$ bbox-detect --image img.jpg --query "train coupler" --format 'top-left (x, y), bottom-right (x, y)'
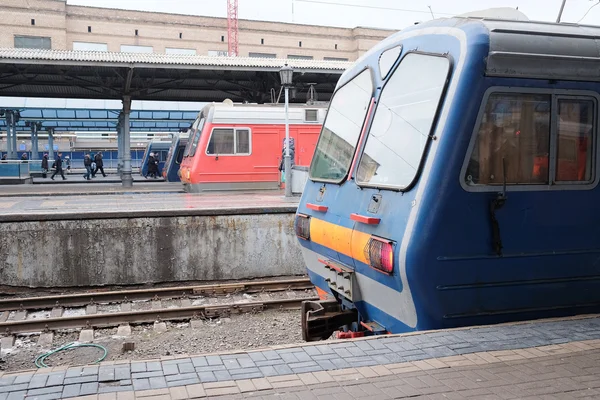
top-left (301, 299), bottom-right (357, 342)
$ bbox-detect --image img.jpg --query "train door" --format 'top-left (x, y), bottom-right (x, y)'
top-left (295, 126), bottom-right (319, 167)
top-left (457, 89), bottom-right (600, 319)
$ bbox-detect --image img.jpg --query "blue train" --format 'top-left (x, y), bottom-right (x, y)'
top-left (139, 139), bottom-right (171, 178)
top-left (162, 133), bottom-right (189, 182)
top-left (296, 11), bottom-right (600, 340)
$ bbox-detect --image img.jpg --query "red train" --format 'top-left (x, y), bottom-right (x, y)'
top-left (179, 102), bottom-right (326, 192)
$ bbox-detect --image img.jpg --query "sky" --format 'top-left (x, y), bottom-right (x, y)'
top-left (65, 0), bottom-right (600, 30)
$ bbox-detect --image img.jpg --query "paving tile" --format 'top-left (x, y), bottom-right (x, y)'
top-left (165, 373), bottom-right (198, 383)
top-left (149, 376), bottom-right (167, 389)
top-left (206, 356), bottom-right (223, 366)
top-left (5, 392), bottom-right (26, 400)
top-left (214, 370), bottom-right (233, 381)
top-left (248, 352), bottom-right (267, 362)
top-left (185, 383), bottom-right (206, 398)
top-left (64, 376), bottom-right (100, 385)
top-left (166, 378), bottom-right (200, 388)
top-left (131, 371), bottom-right (163, 379)
top-left (132, 378), bottom-right (151, 391)
top-left (27, 375), bottom-right (48, 389)
top-left (162, 364), bottom-right (179, 376)
top-left (60, 384), bottom-right (82, 398)
top-left (130, 363), bottom-right (146, 373)
top-left (169, 386), bottom-right (188, 400)
top-left (146, 362), bottom-right (162, 372)
top-left (197, 372), bottom-right (216, 383)
top-left (27, 385), bottom-right (64, 397)
top-left (0, 384), bottom-right (28, 394)
top-left (178, 363), bottom-right (195, 374)
top-left (113, 368), bottom-right (131, 381)
top-left (191, 357), bottom-right (208, 368)
top-left (80, 382), bottom-right (99, 396)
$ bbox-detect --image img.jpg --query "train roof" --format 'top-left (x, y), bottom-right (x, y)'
top-left (197, 102), bottom-right (328, 125)
top-left (340, 10), bottom-right (600, 87)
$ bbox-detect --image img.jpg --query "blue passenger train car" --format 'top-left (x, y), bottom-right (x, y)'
top-left (139, 139), bottom-right (171, 178)
top-left (162, 133), bottom-right (189, 182)
top-left (296, 10), bottom-right (600, 340)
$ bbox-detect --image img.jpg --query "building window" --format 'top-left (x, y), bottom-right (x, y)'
top-left (335, 44), bottom-right (338, 50)
top-left (88, 26), bottom-right (92, 33)
top-left (221, 35), bottom-right (225, 42)
top-left (299, 41), bottom-right (302, 47)
top-left (261, 38), bottom-right (264, 45)
top-left (465, 92), bottom-right (596, 187)
top-left (288, 55), bottom-right (313, 60)
top-left (324, 57), bottom-right (349, 61)
top-left (166, 47), bottom-right (196, 55)
top-left (179, 32), bottom-right (182, 39)
top-left (120, 44), bottom-right (153, 53)
top-left (206, 128), bottom-right (251, 155)
top-left (248, 52), bottom-right (276, 58)
top-left (14, 36), bottom-right (51, 49)
top-left (135, 29), bottom-right (139, 36)
top-left (31, 19), bottom-right (35, 26)
top-left (208, 50), bottom-right (229, 56)
top-left (73, 41), bottom-right (108, 52)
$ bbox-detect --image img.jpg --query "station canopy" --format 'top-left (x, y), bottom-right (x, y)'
top-left (0, 97), bottom-right (205, 132)
top-left (0, 48), bottom-right (349, 104)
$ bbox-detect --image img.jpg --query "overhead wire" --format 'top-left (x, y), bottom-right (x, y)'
top-left (578, 0), bottom-right (600, 23)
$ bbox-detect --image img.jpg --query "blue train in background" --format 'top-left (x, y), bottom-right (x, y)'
top-left (139, 139), bottom-right (172, 178)
top-left (162, 133), bottom-right (189, 182)
top-left (296, 9), bottom-right (600, 340)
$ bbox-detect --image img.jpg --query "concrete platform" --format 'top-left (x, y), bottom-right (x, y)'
top-left (1, 315), bottom-right (600, 399)
top-left (0, 182), bottom-right (183, 198)
top-left (0, 191), bottom-right (302, 287)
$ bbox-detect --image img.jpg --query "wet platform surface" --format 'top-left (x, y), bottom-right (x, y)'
top-left (0, 191), bottom-right (298, 222)
top-left (1, 315), bottom-right (600, 399)
top-left (0, 182), bottom-right (182, 198)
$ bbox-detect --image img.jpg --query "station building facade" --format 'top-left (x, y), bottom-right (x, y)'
top-left (0, 0), bottom-right (394, 61)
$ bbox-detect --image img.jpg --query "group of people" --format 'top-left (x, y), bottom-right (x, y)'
top-left (38, 151), bottom-right (106, 181)
top-left (145, 152), bottom-right (161, 179)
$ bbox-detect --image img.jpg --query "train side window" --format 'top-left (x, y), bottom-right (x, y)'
top-left (356, 53), bottom-right (450, 189)
top-left (206, 128), bottom-right (251, 155)
top-left (556, 99), bottom-right (595, 183)
top-left (235, 129), bottom-right (250, 154)
top-left (188, 117), bottom-right (206, 157)
top-left (465, 93), bottom-right (551, 185)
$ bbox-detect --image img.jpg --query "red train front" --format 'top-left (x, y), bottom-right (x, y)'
top-left (179, 102), bottom-right (326, 192)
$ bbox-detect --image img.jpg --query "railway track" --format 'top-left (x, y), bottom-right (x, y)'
top-left (0, 278), bottom-right (317, 335)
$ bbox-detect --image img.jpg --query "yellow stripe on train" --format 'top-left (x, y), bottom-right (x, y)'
top-left (309, 217), bottom-right (370, 265)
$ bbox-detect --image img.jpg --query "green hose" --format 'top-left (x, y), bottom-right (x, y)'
top-left (35, 342), bottom-right (108, 368)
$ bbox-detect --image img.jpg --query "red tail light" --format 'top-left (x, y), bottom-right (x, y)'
top-left (295, 213), bottom-right (311, 240)
top-left (364, 236), bottom-right (394, 274)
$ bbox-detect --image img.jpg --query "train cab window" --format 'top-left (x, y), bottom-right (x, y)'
top-left (206, 128), bottom-right (251, 155)
top-left (378, 45), bottom-right (402, 79)
top-left (309, 68), bottom-right (373, 182)
top-left (187, 117), bottom-right (206, 157)
top-left (176, 147), bottom-right (185, 164)
top-left (466, 93), bottom-right (551, 185)
top-left (556, 99), bottom-right (594, 182)
top-left (356, 53), bottom-right (450, 188)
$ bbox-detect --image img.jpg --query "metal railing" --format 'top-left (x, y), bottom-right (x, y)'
top-left (0, 160), bottom-right (34, 178)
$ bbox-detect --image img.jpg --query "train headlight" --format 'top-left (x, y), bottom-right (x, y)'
top-left (365, 236), bottom-right (394, 275)
top-left (295, 213), bottom-right (311, 240)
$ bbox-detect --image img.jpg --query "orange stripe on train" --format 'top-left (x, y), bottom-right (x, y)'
top-left (309, 217), bottom-right (370, 265)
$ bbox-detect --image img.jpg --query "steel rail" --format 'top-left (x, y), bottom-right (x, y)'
top-left (0, 296), bottom-right (319, 335)
top-left (0, 278), bottom-right (313, 311)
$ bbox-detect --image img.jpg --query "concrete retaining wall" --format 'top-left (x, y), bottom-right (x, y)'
top-left (0, 213), bottom-right (305, 288)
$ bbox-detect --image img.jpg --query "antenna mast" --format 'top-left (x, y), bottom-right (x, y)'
top-left (227, 0), bottom-right (239, 57)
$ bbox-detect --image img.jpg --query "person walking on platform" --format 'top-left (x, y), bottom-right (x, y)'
top-left (41, 153), bottom-right (49, 178)
top-left (51, 152), bottom-right (67, 181)
top-left (83, 154), bottom-right (92, 181)
top-left (146, 152), bottom-right (158, 178)
top-left (64, 156), bottom-right (71, 174)
top-left (94, 151), bottom-right (107, 177)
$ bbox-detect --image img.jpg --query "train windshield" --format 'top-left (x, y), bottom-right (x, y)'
top-left (188, 117), bottom-right (207, 157)
top-left (182, 116), bottom-right (204, 157)
top-left (309, 68), bottom-right (373, 182)
top-left (356, 53), bottom-right (450, 189)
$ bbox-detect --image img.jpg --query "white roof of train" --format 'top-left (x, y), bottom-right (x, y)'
top-left (208, 102), bottom-right (328, 125)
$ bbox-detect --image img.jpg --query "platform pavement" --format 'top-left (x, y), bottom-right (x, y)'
top-left (1, 316), bottom-right (600, 399)
top-left (0, 190), bottom-right (298, 222)
top-left (0, 182), bottom-right (182, 198)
